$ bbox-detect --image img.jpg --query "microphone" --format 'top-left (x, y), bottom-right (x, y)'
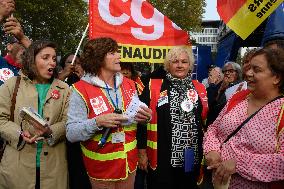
top-left (97, 108), bottom-right (122, 148)
top-left (98, 127), bottom-right (112, 148)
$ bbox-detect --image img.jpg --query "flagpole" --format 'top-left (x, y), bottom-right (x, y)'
top-left (71, 23), bottom-right (89, 65)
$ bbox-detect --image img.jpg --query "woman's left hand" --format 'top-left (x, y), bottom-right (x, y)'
top-left (135, 106), bottom-right (152, 123)
top-left (209, 159), bottom-right (236, 185)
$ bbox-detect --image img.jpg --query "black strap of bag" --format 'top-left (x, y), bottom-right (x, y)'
top-left (10, 76), bottom-right (21, 121)
top-left (0, 77), bottom-right (21, 162)
top-left (223, 95), bottom-right (283, 144)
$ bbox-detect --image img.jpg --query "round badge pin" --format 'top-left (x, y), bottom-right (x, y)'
top-left (187, 89), bottom-right (198, 103)
top-left (181, 100), bottom-right (194, 112)
top-left (51, 89), bottom-right (60, 100)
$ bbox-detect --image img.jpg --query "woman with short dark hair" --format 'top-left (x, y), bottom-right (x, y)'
top-left (80, 37), bottom-right (119, 76)
top-left (66, 37), bottom-right (152, 189)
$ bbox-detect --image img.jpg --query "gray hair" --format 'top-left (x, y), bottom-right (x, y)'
top-left (164, 46), bottom-right (195, 72)
top-left (223, 61), bottom-right (242, 80)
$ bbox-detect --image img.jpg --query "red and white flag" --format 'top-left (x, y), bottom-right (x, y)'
top-left (89, 0), bottom-right (190, 63)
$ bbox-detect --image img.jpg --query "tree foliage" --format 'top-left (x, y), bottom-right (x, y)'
top-left (1, 0), bottom-right (206, 55)
top-left (149, 0), bottom-right (206, 32)
top-left (14, 0), bottom-right (88, 55)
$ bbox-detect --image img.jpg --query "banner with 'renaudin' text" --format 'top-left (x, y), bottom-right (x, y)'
top-left (217, 0), bottom-right (283, 40)
top-left (89, 0), bottom-right (190, 63)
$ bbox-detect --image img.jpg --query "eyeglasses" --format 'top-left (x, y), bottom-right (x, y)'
top-left (223, 69), bottom-right (236, 74)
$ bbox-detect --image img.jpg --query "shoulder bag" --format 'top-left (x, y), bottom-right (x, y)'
top-left (0, 76), bottom-right (21, 162)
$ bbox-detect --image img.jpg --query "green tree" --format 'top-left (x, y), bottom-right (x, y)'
top-left (14, 0), bottom-right (88, 55)
top-left (1, 1), bottom-right (206, 55)
top-left (149, 0), bottom-right (206, 31)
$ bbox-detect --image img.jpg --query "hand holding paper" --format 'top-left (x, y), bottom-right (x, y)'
top-left (123, 95), bottom-right (152, 125)
top-left (135, 106), bottom-right (152, 124)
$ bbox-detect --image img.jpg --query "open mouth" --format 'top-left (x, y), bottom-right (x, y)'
top-left (47, 68), bottom-right (54, 75)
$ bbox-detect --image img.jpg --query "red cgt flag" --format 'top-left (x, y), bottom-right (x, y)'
top-left (89, 0), bottom-right (190, 63)
top-left (217, 0), bottom-right (283, 40)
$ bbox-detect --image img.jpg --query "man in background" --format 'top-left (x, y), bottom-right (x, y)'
top-left (0, 15), bottom-right (31, 85)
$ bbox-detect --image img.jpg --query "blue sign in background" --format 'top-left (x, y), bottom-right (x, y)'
top-left (192, 45), bottom-right (213, 82)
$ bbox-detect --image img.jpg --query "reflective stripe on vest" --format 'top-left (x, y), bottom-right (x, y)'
top-left (81, 139), bottom-right (137, 161)
top-left (147, 123), bottom-right (157, 131)
top-left (147, 140), bottom-right (157, 149)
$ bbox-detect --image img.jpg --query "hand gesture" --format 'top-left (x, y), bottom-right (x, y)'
top-left (219, 76), bottom-right (230, 92)
top-left (205, 150), bottom-right (221, 167)
top-left (208, 159), bottom-right (236, 185)
top-left (58, 63), bottom-right (75, 81)
top-left (135, 106), bottom-right (152, 124)
top-left (3, 16), bottom-right (31, 47)
top-left (74, 63), bottom-right (84, 78)
top-left (138, 149), bottom-right (148, 172)
top-left (95, 113), bottom-right (128, 128)
top-left (20, 130), bottom-right (44, 144)
top-left (4, 16), bottom-right (23, 39)
top-left (208, 68), bottom-right (223, 85)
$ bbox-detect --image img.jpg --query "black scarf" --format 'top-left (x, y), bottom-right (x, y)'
top-left (166, 73), bottom-right (200, 168)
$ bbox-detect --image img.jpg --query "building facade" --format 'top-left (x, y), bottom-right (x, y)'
top-left (190, 20), bottom-right (221, 52)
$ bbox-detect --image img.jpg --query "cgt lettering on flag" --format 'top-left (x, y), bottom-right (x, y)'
top-left (89, 0), bottom-right (190, 63)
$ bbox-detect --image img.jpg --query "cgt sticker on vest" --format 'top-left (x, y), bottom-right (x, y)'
top-left (90, 96), bottom-right (108, 115)
top-left (158, 90), bottom-right (168, 107)
top-left (0, 68), bottom-right (14, 82)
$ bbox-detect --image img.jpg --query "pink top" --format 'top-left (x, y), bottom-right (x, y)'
top-left (203, 97), bottom-right (284, 189)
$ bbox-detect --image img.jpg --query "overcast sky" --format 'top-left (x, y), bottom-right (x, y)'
top-left (203, 0), bottom-right (220, 20)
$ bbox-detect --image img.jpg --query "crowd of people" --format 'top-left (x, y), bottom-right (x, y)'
top-left (0, 0), bottom-right (284, 189)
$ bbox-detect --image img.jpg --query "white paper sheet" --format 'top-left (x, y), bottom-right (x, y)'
top-left (123, 95), bottom-right (147, 125)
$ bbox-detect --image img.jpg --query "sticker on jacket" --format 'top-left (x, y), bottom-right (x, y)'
top-left (90, 96), bottom-right (108, 115)
top-left (187, 89), bottom-right (198, 103)
top-left (158, 90), bottom-right (168, 107)
top-left (0, 68), bottom-right (14, 82)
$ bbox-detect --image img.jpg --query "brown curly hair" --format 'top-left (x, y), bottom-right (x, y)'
top-left (80, 37), bottom-right (118, 76)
